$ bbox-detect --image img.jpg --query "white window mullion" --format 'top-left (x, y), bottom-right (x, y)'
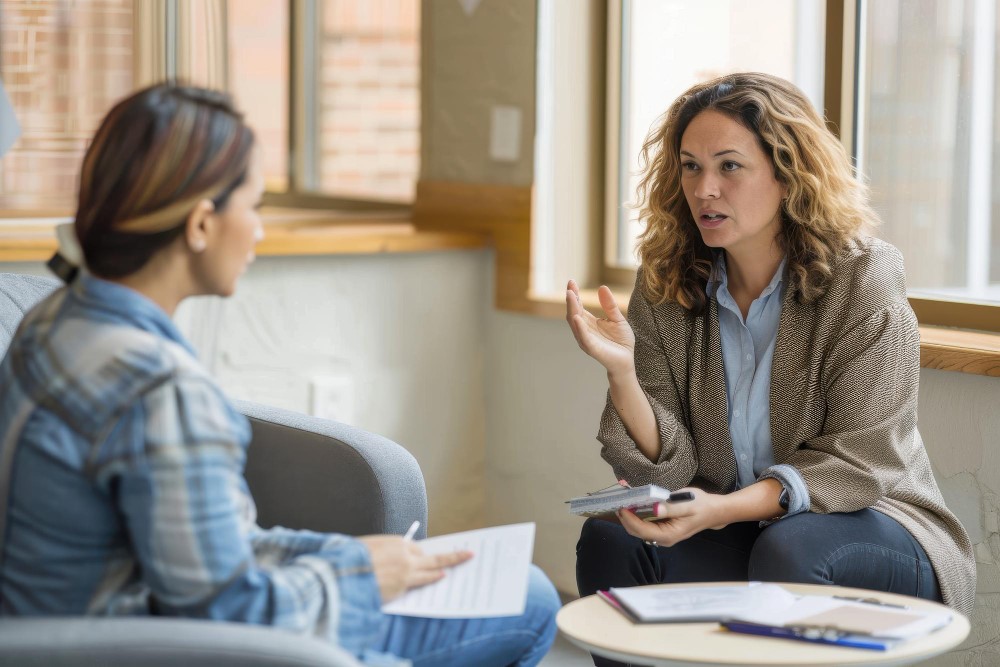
top-left (531, 0), bottom-right (555, 294)
top-left (967, 0), bottom-right (995, 294)
top-left (531, 0), bottom-right (604, 295)
top-left (793, 0), bottom-right (826, 117)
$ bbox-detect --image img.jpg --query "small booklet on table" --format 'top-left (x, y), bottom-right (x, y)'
top-left (566, 483), bottom-right (692, 520)
top-left (598, 583), bottom-right (953, 651)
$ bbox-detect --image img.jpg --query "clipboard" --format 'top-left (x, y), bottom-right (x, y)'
top-left (724, 593), bottom-right (952, 650)
top-left (596, 583), bottom-right (952, 650)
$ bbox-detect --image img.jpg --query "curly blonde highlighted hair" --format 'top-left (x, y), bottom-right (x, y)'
top-left (635, 72), bottom-right (876, 314)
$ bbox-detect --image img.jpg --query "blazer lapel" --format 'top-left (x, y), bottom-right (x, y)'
top-left (691, 298), bottom-right (736, 492)
top-left (770, 286), bottom-right (815, 464)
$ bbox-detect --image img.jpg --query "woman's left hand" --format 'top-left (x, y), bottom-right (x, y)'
top-left (616, 488), bottom-right (730, 547)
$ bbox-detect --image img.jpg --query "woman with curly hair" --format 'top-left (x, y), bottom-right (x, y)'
top-left (566, 73), bottom-right (973, 665)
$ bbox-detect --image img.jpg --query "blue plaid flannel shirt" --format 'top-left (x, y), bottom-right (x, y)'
top-left (0, 275), bottom-right (404, 665)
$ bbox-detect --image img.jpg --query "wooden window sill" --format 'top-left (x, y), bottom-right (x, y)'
top-left (0, 208), bottom-right (489, 262)
top-left (918, 326), bottom-right (1000, 377)
top-left (522, 290), bottom-right (1000, 378)
top-left (409, 180), bottom-right (1000, 379)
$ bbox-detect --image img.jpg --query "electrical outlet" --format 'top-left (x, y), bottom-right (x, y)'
top-left (309, 375), bottom-right (355, 424)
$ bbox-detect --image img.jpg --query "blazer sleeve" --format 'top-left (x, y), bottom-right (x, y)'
top-left (768, 299), bottom-right (921, 513)
top-left (596, 273), bottom-right (700, 489)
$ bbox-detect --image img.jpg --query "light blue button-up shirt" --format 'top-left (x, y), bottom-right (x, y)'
top-left (708, 256), bottom-right (809, 516)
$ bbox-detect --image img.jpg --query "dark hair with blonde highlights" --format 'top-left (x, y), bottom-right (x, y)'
top-left (75, 83), bottom-right (254, 278)
top-left (634, 72), bottom-right (876, 314)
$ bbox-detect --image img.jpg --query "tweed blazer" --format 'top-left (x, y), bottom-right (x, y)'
top-left (597, 236), bottom-right (975, 615)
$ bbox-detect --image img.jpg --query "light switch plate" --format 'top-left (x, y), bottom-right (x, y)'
top-left (489, 105), bottom-right (522, 162)
top-left (309, 374), bottom-right (355, 425)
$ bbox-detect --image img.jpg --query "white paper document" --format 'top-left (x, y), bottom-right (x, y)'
top-left (382, 522), bottom-right (535, 618)
top-left (608, 583), bottom-right (798, 623)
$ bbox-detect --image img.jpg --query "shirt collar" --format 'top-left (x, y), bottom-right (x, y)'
top-left (707, 253), bottom-right (787, 300)
top-left (71, 274), bottom-right (197, 357)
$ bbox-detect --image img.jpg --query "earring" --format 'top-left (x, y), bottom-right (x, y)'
top-left (190, 238), bottom-right (206, 253)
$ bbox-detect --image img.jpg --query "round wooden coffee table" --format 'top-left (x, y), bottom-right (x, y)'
top-left (556, 582), bottom-right (969, 666)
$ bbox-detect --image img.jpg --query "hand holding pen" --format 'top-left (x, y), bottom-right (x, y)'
top-left (359, 520), bottom-right (473, 603)
top-left (606, 480), bottom-right (694, 502)
top-left (616, 487), bottom-right (730, 548)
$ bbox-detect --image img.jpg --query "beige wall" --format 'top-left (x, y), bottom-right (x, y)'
top-left (420, 0), bottom-right (536, 185)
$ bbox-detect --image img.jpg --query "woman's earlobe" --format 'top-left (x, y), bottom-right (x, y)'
top-left (185, 199), bottom-right (215, 253)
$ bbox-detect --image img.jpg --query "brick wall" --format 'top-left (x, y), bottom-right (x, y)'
top-left (0, 0), bottom-right (418, 209)
top-left (319, 0), bottom-right (419, 202)
top-left (0, 0), bottom-right (133, 211)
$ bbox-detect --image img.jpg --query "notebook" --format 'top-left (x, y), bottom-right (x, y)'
top-left (566, 483), bottom-right (672, 519)
top-left (601, 582), bottom-right (797, 623)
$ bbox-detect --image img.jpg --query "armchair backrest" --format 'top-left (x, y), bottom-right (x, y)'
top-left (0, 272), bottom-right (427, 539)
top-left (0, 272), bottom-right (60, 353)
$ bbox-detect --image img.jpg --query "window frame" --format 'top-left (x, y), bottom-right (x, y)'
top-left (0, 0), bottom-right (414, 218)
top-left (271, 0), bottom-right (414, 212)
top-left (602, 0), bottom-right (1000, 333)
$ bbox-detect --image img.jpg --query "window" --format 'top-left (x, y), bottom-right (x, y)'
top-left (0, 0), bottom-right (419, 214)
top-left (228, 0), bottom-right (420, 202)
top-left (608, 0), bottom-right (827, 269)
top-left (0, 0), bottom-right (134, 211)
top-left (227, 0), bottom-right (290, 191)
top-left (606, 0), bottom-right (1000, 328)
top-left (315, 0), bottom-right (420, 202)
top-left (856, 0), bottom-right (1000, 306)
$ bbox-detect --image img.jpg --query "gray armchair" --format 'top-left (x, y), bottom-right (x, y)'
top-left (0, 272), bottom-right (427, 666)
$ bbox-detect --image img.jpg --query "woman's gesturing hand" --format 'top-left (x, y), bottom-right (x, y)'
top-left (565, 280), bottom-right (635, 378)
top-left (359, 536), bottom-right (473, 603)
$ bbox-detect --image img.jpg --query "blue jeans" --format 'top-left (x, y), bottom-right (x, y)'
top-left (373, 565), bottom-right (560, 667)
top-left (576, 509), bottom-right (941, 667)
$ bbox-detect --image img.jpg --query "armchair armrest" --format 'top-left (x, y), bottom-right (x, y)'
top-left (236, 400), bottom-right (428, 539)
top-left (0, 617), bottom-right (363, 667)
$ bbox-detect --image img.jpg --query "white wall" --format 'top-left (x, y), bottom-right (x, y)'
top-left (204, 250), bottom-right (492, 536)
top-left (1, 251), bottom-right (492, 537)
top-left (4, 253), bottom-right (996, 662)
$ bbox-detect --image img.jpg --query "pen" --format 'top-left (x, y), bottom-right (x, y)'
top-left (585, 480), bottom-right (632, 496)
top-left (720, 621), bottom-right (890, 651)
top-left (832, 595), bottom-right (909, 610)
top-left (402, 520), bottom-right (420, 542)
top-left (637, 492), bottom-right (696, 521)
